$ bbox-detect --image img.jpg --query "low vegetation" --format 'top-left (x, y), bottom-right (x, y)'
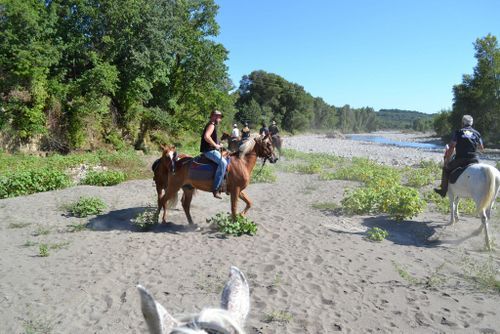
top-left (206, 212), bottom-right (257, 236)
top-left (366, 227), bottom-right (389, 242)
top-left (67, 196), bottom-right (106, 218)
top-left (251, 164), bottom-right (277, 183)
top-left (80, 170), bottom-right (126, 186)
top-left (131, 206), bottom-right (159, 231)
top-left (264, 310), bottom-right (293, 324)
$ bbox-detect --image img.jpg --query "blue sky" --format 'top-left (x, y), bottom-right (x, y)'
top-left (214, 0), bottom-right (500, 114)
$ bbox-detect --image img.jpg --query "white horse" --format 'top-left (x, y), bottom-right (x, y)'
top-left (137, 266), bottom-right (250, 334)
top-left (438, 163), bottom-right (500, 250)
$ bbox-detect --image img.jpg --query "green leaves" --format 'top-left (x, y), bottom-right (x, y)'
top-left (67, 196), bottom-right (106, 218)
top-left (206, 212), bottom-right (257, 236)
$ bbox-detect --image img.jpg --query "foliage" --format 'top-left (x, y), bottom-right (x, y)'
top-left (404, 160), bottom-right (441, 188)
top-left (435, 35), bottom-right (500, 147)
top-left (264, 310), bottom-right (293, 324)
top-left (376, 109), bottom-right (434, 131)
top-left (80, 170), bottom-right (126, 186)
top-left (131, 206), bottom-right (159, 231)
top-left (67, 196), bottom-right (106, 217)
top-left (0, 168), bottom-right (70, 199)
top-left (206, 212), bottom-right (257, 236)
top-left (250, 164), bottom-right (277, 183)
top-left (366, 227), bottom-right (389, 242)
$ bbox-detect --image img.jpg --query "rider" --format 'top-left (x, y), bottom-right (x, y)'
top-left (241, 122), bottom-right (250, 141)
top-left (259, 122), bottom-right (269, 136)
top-left (434, 114), bottom-right (484, 197)
top-left (200, 110), bottom-right (227, 199)
top-left (269, 120), bottom-right (279, 137)
top-left (231, 123), bottom-right (240, 140)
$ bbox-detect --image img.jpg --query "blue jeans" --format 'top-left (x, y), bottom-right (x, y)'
top-left (204, 150), bottom-right (228, 191)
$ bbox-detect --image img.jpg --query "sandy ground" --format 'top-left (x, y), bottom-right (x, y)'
top-left (1, 132), bottom-right (499, 334)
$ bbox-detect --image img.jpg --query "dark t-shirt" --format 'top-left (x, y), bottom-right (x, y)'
top-left (269, 125), bottom-right (279, 135)
top-left (451, 126), bottom-right (483, 159)
top-left (200, 122), bottom-right (218, 153)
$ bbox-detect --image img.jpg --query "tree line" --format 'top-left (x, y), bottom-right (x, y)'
top-left (1, 1), bottom-right (497, 152)
top-left (433, 34), bottom-right (499, 146)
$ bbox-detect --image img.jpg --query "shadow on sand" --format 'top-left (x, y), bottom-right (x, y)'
top-left (86, 207), bottom-right (197, 234)
top-left (329, 215), bottom-right (442, 248)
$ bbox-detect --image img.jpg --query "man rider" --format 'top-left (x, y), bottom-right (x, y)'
top-left (200, 110), bottom-right (227, 199)
top-left (434, 114), bottom-right (484, 197)
top-left (269, 120), bottom-right (279, 137)
top-left (259, 122), bottom-right (269, 136)
top-left (231, 123), bottom-right (240, 140)
top-left (241, 122), bottom-right (250, 141)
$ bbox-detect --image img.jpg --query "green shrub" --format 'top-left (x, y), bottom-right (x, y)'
top-left (80, 170), bottom-right (126, 186)
top-left (206, 212), bottom-right (257, 236)
top-left (0, 169), bottom-right (71, 199)
top-left (68, 196), bottom-right (106, 217)
top-left (342, 185), bottom-right (425, 221)
top-left (366, 227), bottom-right (389, 242)
top-left (39, 244), bottom-right (49, 257)
top-left (131, 206), bottom-right (159, 230)
top-left (251, 164), bottom-right (277, 183)
top-left (425, 190), bottom-right (477, 215)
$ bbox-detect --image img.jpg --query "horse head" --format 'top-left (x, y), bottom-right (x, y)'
top-left (138, 266), bottom-right (250, 334)
top-left (254, 134), bottom-right (278, 163)
top-left (161, 145), bottom-right (177, 160)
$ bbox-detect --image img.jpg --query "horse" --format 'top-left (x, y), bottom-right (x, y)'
top-left (220, 132), bottom-right (240, 153)
top-left (434, 162), bottom-right (500, 250)
top-left (271, 134), bottom-right (283, 156)
top-left (138, 266), bottom-right (249, 334)
top-left (158, 134), bottom-right (277, 224)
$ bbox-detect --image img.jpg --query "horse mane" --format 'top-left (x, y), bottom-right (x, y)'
top-left (170, 308), bottom-right (245, 334)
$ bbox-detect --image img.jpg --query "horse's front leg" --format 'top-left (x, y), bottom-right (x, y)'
top-left (230, 187), bottom-right (241, 221)
top-left (481, 211), bottom-right (492, 251)
top-left (448, 194), bottom-right (457, 225)
top-left (181, 187), bottom-right (195, 225)
top-left (238, 191), bottom-right (252, 216)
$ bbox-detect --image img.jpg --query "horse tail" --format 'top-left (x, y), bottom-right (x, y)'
top-left (478, 166), bottom-right (496, 214)
top-left (167, 190), bottom-right (178, 209)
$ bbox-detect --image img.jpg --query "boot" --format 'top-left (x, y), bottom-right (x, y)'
top-left (212, 190), bottom-right (222, 199)
top-left (433, 168), bottom-right (449, 198)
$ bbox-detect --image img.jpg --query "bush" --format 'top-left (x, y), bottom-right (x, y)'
top-left (206, 212), bottom-right (257, 236)
top-left (366, 227), bottom-right (389, 242)
top-left (68, 196), bottom-right (106, 217)
top-left (80, 170), bottom-right (126, 186)
top-left (0, 169), bottom-right (71, 199)
top-left (342, 185), bottom-right (425, 221)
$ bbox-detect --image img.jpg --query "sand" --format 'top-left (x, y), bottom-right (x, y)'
top-left (1, 132), bottom-right (499, 334)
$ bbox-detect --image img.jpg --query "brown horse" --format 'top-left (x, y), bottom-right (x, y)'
top-left (220, 131), bottom-right (240, 152)
top-left (158, 135), bottom-right (277, 224)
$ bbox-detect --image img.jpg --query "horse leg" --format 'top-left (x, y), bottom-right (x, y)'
top-left (481, 211), bottom-right (492, 251)
top-left (230, 187), bottom-right (241, 221)
top-left (181, 187), bottom-right (195, 225)
top-left (238, 191), bottom-right (252, 216)
top-left (453, 197), bottom-right (460, 223)
top-left (160, 186), bottom-right (179, 224)
top-left (448, 194), bottom-right (457, 225)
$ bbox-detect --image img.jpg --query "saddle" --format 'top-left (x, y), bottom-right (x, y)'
top-left (449, 163), bottom-right (476, 184)
top-left (187, 154), bottom-right (230, 182)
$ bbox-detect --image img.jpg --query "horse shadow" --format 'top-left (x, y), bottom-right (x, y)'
top-left (329, 215), bottom-right (442, 248)
top-left (86, 207), bottom-right (197, 234)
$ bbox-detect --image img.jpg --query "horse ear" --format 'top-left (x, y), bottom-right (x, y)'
top-left (137, 285), bottom-right (178, 334)
top-left (160, 144), bottom-right (166, 151)
top-left (220, 266), bottom-right (250, 327)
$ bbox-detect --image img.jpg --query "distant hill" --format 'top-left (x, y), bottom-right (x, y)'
top-left (376, 109), bottom-right (435, 130)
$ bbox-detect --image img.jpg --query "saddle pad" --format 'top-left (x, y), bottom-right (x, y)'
top-left (187, 155), bottom-right (230, 181)
top-left (449, 163), bottom-right (476, 184)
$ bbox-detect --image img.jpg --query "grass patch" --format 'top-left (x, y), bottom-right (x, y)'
top-left (80, 170), bottom-right (126, 186)
top-left (0, 169), bottom-right (71, 199)
top-left (8, 222), bottom-right (31, 229)
top-left (264, 310), bottom-right (293, 324)
top-left (66, 223), bottom-right (87, 232)
top-left (49, 241), bottom-right (70, 250)
top-left (392, 261), bottom-right (420, 285)
top-left (460, 255), bottom-right (500, 293)
top-left (32, 227), bottom-right (51, 236)
top-left (206, 212), bottom-right (257, 236)
top-left (424, 191), bottom-right (477, 215)
top-left (22, 240), bottom-right (37, 247)
top-left (312, 202), bottom-right (339, 211)
top-left (251, 164), bottom-right (277, 183)
top-left (67, 196), bottom-right (106, 217)
top-left (23, 317), bottom-right (53, 334)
